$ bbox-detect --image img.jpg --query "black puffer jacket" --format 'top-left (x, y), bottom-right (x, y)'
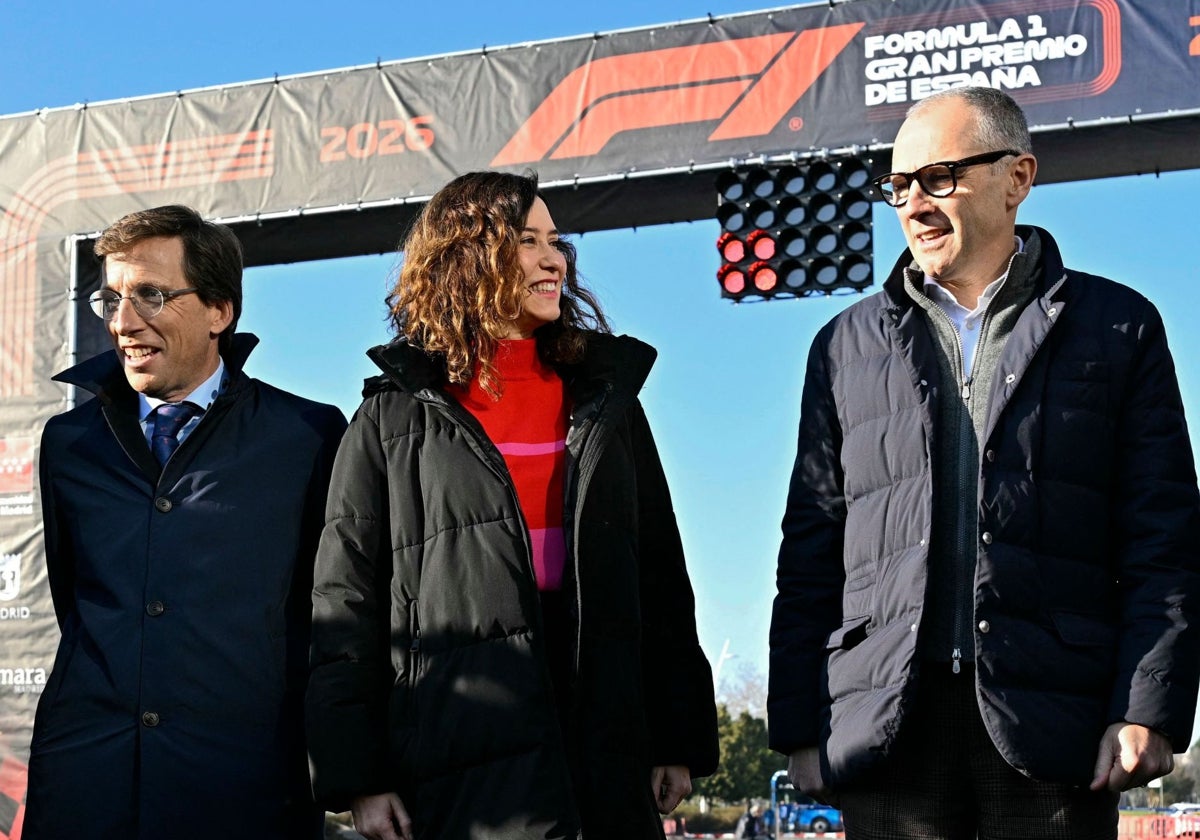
top-left (769, 226), bottom-right (1200, 786)
top-left (307, 332), bottom-right (718, 838)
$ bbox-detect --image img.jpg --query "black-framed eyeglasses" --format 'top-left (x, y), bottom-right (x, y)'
top-left (873, 149), bottom-right (1021, 207)
top-left (88, 286), bottom-right (200, 321)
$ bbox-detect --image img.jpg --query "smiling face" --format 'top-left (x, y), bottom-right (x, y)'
top-left (891, 95), bottom-right (1035, 293)
top-left (104, 236), bottom-right (233, 401)
top-left (501, 196), bottom-right (566, 339)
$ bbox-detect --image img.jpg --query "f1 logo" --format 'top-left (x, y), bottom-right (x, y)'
top-left (492, 23), bottom-right (864, 166)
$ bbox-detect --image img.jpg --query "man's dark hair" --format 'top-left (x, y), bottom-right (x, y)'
top-left (95, 205), bottom-right (243, 351)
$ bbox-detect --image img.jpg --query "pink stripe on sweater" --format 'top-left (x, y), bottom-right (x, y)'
top-left (530, 527), bottom-right (566, 591)
top-left (496, 440), bottom-right (565, 457)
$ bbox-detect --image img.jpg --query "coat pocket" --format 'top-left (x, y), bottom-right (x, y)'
top-left (826, 615), bottom-right (871, 651)
top-left (824, 615), bottom-right (875, 704)
top-left (1049, 611), bottom-right (1116, 647)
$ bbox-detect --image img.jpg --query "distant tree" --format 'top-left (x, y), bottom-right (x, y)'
top-left (1164, 742), bottom-right (1200, 806)
top-left (718, 662), bottom-right (768, 720)
top-left (1163, 772), bottom-right (1196, 806)
top-left (1132, 742), bottom-right (1200, 809)
top-left (693, 703), bottom-right (785, 804)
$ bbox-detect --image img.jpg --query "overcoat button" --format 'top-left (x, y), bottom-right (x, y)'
top-left (981, 532), bottom-right (993, 544)
top-left (154, 497), bottom-right (173, 513)
top-left (978, 620), bottom-right (991, 634)
top-left (985, 450), bottom-right (996, 462)
top-left (142, 711), bottom-right (160, 727)
top-left (146, 601), bottom-right (165, 617)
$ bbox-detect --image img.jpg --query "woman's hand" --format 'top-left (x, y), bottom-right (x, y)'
top-left (651, 765), bottom-right (692, 814)
top-left (351, 792), bottom-right (413, 840)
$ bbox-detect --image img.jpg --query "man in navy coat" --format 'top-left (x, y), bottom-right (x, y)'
top-left (25, 205), bottom-right (347, 840)
top-left (770, 88), bottom-right (1200, 839)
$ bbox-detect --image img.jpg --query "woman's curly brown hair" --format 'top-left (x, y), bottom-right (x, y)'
top-left (388, 171), bottom-right (610, 397)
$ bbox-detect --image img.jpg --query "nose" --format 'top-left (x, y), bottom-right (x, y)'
top-left (541, 243), bottom-right (566, 272)
top-left (900, 178), bottom-right (937, 218)
top-left (108, 295), bottom-right (145, 334)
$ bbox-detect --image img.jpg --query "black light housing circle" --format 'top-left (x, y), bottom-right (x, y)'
top-left (745, 168), bottom-right (776, 199)
top-left (716, 171), bottom-right (745, 202)
top-left (843, 221), bottom-right (871, 252)
top-left (808, 160), bottom-right (840, 193)
top-left (841, 158), bottom-right (871, 190)
top-left (809, 193), bottom-right (839, 224)
top-left (812, 256), bottom-right (840, 287)
top-left (717, 202), bottom-right (747, 233)
top-left (840, 190), bottom-right (872, 221)
top-left (811, 224), bottom-right (840, 255)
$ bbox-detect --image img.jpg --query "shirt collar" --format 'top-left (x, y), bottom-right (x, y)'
top-left (138, 358), bottom-right (227, 423)
top-left (922, 235), bottom-right (1025, 316)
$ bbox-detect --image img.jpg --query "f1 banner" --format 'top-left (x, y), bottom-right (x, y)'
top-left (0, 0), bottom-right (1199, 810)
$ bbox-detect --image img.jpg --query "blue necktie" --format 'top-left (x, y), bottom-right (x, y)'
top-left (150, 403), bottom-right (198, 466)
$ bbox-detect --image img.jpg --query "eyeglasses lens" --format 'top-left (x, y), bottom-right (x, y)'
top-left (918, 164), bottom-right (956, 197)
top-left (89, 287), bottom-right (166, 320)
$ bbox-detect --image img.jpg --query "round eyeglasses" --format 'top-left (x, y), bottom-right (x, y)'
top-left (873, 149), bottom-right (1021, 207)
top-left (88, 285), bottom-right (200, 321)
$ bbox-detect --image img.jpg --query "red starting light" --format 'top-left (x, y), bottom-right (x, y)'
top-left (749, 260), bottom-right (778, 292)
top-left (747, 229), bottom-right (776, 260)
top-left (717, 232), bottom-right (746, 263)
top-left (718, 263), bottom-right (747, 295)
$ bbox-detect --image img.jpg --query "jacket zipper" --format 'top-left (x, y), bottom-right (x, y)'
top-left (929, 297), bottom-right (996, 675)
top-left (408, 598), bottom-right (421, 690)
top-left (566, 384), bottom-right (613, 674)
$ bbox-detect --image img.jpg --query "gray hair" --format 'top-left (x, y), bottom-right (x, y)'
top-left (908, 86), bottom-right (1032, 156)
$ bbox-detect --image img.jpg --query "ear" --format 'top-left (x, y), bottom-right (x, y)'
top-left (1006, 153), bottom-right (1038, 210)
top-left (208, 298), bottom-right (235, 338)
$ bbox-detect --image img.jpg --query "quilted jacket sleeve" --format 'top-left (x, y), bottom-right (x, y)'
top-left (768, 328), bottom-right (848, 755)
top-left (306, 398), bottom-right (395, 812)
top-left (1106, 299), bottom-right (1200, 750)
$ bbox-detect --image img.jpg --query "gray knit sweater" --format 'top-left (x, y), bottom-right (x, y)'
top-left (904, 230), bottom-right (1043, 668)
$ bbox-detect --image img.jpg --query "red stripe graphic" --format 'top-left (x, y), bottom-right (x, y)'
top-left (709, 22), bottom-right (864, 140)
top-left (0, 130), bottom-right (273, 397)
top-left (493, 24), bottom-right (862, 166)
top-left (492, 33), bottom-right (794, 166)
top-left (551, 81), bottom-right (751, 159)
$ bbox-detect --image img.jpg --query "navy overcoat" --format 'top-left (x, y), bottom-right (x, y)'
top-left (26, 334), bottom-right (346, 840)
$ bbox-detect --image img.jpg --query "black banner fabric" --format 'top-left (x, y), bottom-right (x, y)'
top-left (1, 0), bottom-right (1199, 802)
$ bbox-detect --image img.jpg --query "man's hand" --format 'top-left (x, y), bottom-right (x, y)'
top-left (1090, 722), bottom-right (1175, 792)
top-left (788, 747), bottom-right (828, 798)
top-left (651, 765), bottom-right (692, 814)
top-left (351, 792), bottom-right (413, 840)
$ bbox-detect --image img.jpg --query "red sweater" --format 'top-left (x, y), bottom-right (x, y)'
top-left (451, 340), bottom-right (568, 591)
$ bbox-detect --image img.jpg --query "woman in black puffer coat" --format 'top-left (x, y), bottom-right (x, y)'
top-left (306, 171), bottom-right (719, 840)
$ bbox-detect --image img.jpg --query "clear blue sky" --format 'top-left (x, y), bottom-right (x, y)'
top-left (5, 1), bottom-right (1200, 740)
